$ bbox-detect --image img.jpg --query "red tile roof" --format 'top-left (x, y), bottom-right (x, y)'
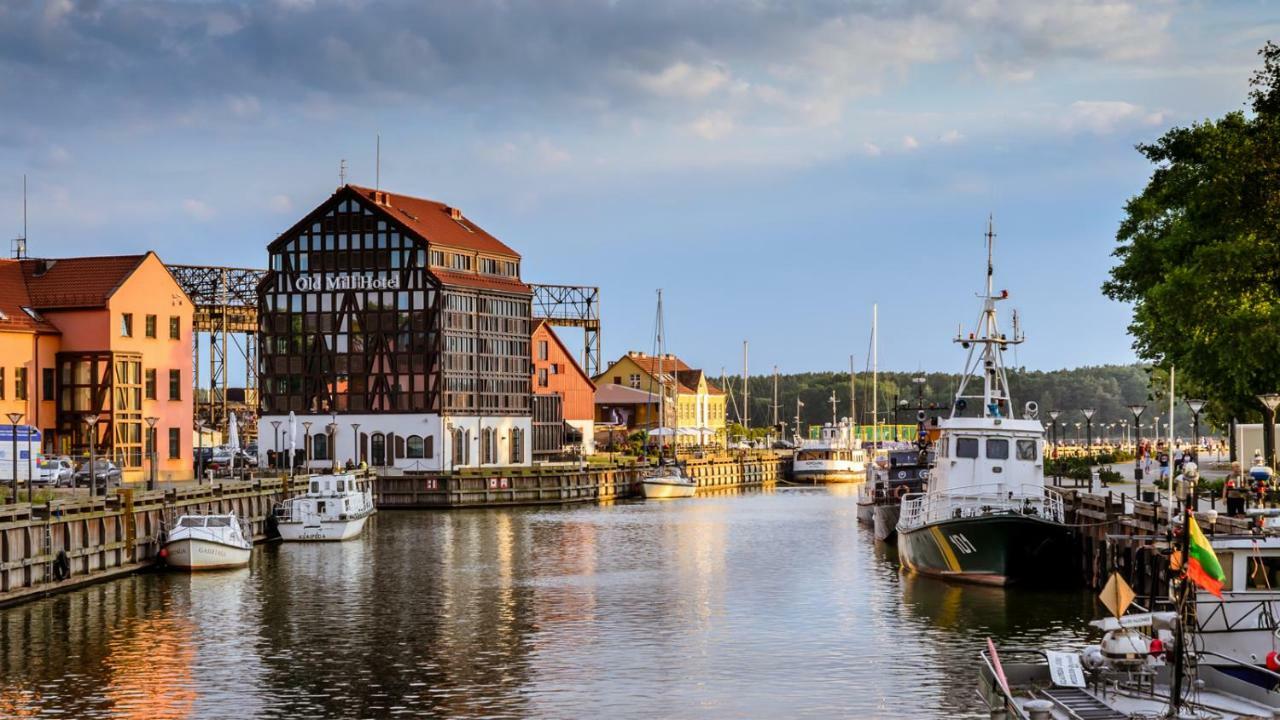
top-left (347, 184), bottom-right (520, 258)
top-left (600, 352), bottom-right (723, 395)
top-left (19, 255), bottom-right (148, 309)
top-left (433, 268), bottom-right (531, 294)
top-left (0, 261), bottom-right (57, 334)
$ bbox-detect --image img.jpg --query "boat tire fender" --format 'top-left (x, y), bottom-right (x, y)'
top-left (52, 550), bottom-right (70, 581)
top-left (895, 485), bottom-right (909, 500)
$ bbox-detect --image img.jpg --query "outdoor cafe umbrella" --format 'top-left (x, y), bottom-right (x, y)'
top-left (288, 410), bottom-right (297, 472)
top-left (228, 412), bottom-right (240, 477)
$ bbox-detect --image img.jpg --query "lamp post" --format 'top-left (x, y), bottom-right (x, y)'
top-left (1073, 422), bottom-right (1082, 446)
top-left (1127, 404), bottom-right (1146, 495)
top-left (270, 420), bottom-right (282, 471)
top-left (1258, 394), bottom-right (1280, 470)
top-left (1047, 409), bottom-right (1061, 451)
top-left (351, 422), bottom-right (361, 468)
top-left (1081, 408), bottom-right (1095, 450)
top-left (144, 416), bottom-right (158, 491)
top-left (83, 413), bottom-right (100, 497)
top-left (6, 412), bottom-right (23, 505)
top-left (196, 419), bottom-right (205, 484)
top-left (1185, 399), bottom-right (1205, 463)
top-left (301, 420), bottom-right (313, 473)
top-left (327, 414), bottom-right (338, 472)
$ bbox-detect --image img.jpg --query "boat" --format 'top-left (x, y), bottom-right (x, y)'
top-left (163, 512), bottom-right (253, 570)
top-left (792, 420), bottom-right (868, 483)
top-left (273, 472), bottom-right (375, 541)
top-left (896, 219), bottom-right (1070, 586)
top-left (639, 289), bottom-right (697, 500)
top-left (869, 443), bottom-right (932, 543)
top-left (640, 464), bottom-right (697, 498)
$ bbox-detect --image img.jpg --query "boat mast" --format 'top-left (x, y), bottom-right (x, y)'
top-left (742, 340), bottom-right (749, 432)
top-left (772, 365), bottom-right (779, 432)
top-left (655, 289), bottom-right (666, 458)
top-left (950, 216), bottom-right (1023, 419)
top-left (849, 354), bottom-right (856, 441)
top-left (872, 304), bottom-right (878, 445)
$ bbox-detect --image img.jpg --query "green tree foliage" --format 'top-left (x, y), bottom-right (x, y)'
top-left (1103, 42), bottom-right (1280, 422)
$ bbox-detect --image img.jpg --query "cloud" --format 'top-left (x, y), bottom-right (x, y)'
top-left (635, 62), bottom-right (730, 99)
top-left (267, 194), bottom-right (292, 213)
top-left (1062, 100), bottom-right (1165, 134)
top-left (939, 129), bottom-right (964, 143)
top-left (902, 135), bottom-right (919, 150)
top-left (182, 199), bottom-right (215, 221)
top-left (227, 95), bottom-right (261, 118)
top-left (690, 112), bottom-right (735, 140)
top-left (863, 142), bottom-right (882, 157)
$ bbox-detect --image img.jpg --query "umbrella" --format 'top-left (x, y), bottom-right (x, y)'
top-left (288, 411), bottom-right (297, 471)
top-left (647, 427), bottom-right (677, 437)
top-left (227, 412), bottom-right (240, 477)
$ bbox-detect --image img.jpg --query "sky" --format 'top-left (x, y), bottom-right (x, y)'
top-left (1, 0), bottom-right (1276, 377)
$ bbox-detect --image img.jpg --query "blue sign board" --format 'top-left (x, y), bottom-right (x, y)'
top-left (0, 426), bottom-right (40, 443)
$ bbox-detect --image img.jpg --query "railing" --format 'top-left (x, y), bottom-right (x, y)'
top-left (899, 483), bottom-right (1065, 530)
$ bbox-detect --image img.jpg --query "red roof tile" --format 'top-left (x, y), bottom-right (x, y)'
top-left (0, 261), bottom-right (57, 334)
top-left (433, 268), bottom-right (531, 294)
top-left (19, 255), bottom-right (147, 309)
top-left (347, 184), bottom-right (520, 258)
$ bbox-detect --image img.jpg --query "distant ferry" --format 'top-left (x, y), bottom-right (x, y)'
top-left (791, 420), bottom-right (867, 483)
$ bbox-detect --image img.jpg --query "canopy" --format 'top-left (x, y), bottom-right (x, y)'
top-left (227, 412), bottom-right (240, 451)
top-left (647, 427), bottom-right (678, 437)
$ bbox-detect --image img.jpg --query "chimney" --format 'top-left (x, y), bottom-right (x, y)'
top-left (448, 206), bottom-right (462, 221)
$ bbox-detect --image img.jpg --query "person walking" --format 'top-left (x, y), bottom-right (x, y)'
top-left (1224, 461), bottom-right (1246, 517)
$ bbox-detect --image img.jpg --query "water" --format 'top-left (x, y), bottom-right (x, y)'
top-left (0, 488), bottom-right (1098, 718)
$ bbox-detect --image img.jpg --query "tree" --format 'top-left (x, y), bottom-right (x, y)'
top-left (1103, 42), bottom-right (1280, 428)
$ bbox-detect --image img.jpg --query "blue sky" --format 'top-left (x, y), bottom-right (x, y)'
top-left (1, 0), bottom-right (1276, 375)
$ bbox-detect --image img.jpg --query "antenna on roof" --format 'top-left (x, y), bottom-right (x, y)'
top-left (339, 159), bottom-right (347, 187)
top-left (376, 133), bottom-right (381, 191)
top-left (11, 175), bottom-right (27, 260)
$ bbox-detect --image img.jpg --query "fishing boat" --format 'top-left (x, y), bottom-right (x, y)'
top-left (869, 443), bottom-right (932, 543)
top-left (163, 512), bottom-right (253, 570)
top-left (792, 420), bottom-right (868, 483)
top-left (640, 290), bottom-right (697, 500)
top-left (896, 219), bottom-right (1070, 585)
top-left (274, 472), bottom-right (375, 541)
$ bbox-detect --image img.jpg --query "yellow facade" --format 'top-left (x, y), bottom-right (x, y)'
top-left (595, 352), bottom-right (726, 446)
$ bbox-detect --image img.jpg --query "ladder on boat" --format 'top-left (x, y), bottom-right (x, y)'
top-left (1040, 687), bottom-right (1128, 720)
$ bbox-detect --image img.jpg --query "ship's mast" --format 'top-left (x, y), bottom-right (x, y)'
top-left (950, 216), bottom-right (1023, 419)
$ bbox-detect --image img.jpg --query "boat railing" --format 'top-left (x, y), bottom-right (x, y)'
top-left (899, 484), bottom-right (1064, 529)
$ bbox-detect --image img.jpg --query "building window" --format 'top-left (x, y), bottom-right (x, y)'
top-left (407, 435), bottom-right (424, 458)
top-left (0, 367), bottom-right (4, 399)
top-left (538, 340), bottom-right (548, 360)
top-left (169, 316), bottom-right (180, 340)
top-left (145, 369), bottom-right (156, 400)
top-left (481, 258), bottom-right (499, 275)
top-left (312, 433), bottom-right (329, 461)
top-left (538, 368), bottom-right (549, 387)
top-left (450, 254), bottom-right (472, 271)
top-left (510, 428), bottom-right (523, 464)
top-left (168, 369), bottom-right (181, 400)
top-left (628, 373), bottom-right (640, 389)
top-left (14, 368), bottom-right (26, 400)
top-left (551, 363), bottom-right (561, 375)
top-left (145, 314), bottom-right (157, 338)
top-left (480, 427), bottom-right (497, 464)
top-left (169, 428), bottom-right (180, 458)
top-left (121, 313), bottom-right (133, 337)
top-left (503, 261), bottom-right (518, 277)
top-left (430, 250), bottom-right (445, 266)
top-left (42, 368), bottom-right (54, 401)
top-left (452, 427), bottom-right (469, 465)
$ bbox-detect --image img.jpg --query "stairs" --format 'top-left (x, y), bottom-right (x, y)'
top-left (1040, 687), bottom-right (1129, 720)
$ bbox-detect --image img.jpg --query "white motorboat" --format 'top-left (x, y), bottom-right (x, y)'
top-left (274, 473), bottom-right (375, 541)
top-left (164, 512), bottom-right (253, 570)
top-left (791, 421), bottom-right (868, 483)
top-left (640, 465), bottom-right (697, 499)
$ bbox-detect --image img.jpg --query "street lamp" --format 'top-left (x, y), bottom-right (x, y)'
top-left (6, 412), bottom-right (23, 505)
top-left (327, 414), bottom-right (338, 472)
top-left (270, 420), bottom-right (282, 471)
top-left (1047, 409), bottom-right (1061, 450)
top-left (1127, 404), bottom-right (1147, 495)
top-left (1185, 398), bottom-right (1206, 462)
top-left (351, 422), bottom-right (361, 468)
top-left (83, 413), bottom-right (100, 497)
top-left (1258, 394), bottom-right (1280, 470)
top-left (1081, 408), bottom-right (1095, 450)
top-left (1073, 422), bottom-right (1082, 445)
top-left (144, 416), bottom-right (159, 491)
top-left (301, 420), bottom-right (313, 474)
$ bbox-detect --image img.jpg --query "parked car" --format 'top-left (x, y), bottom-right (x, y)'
top-left (74, 459), bottom-right (121, 488)
top-left (35, 456), bottom-right (75, 486)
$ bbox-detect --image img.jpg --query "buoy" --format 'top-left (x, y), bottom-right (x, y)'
top-left (159, 548), bottom-right (168, 559)
top-left (1266, 651), bottom-right (1280, 672)
top-left (1149, 638), bottom-right (1164, 655)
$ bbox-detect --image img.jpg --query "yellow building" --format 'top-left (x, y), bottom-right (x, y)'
top-left (595, 351), bottom-right (726, 446)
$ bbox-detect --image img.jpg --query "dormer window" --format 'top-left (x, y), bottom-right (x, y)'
top-left (450, 254), bottom-right (472, 271)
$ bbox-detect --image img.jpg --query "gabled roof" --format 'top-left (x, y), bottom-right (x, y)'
top-left (0, 260), bottom-right (57, 334)
top-left (434, 268), bottom-right (530, 294)
top-left (597, 352), bottom-right (723, 396)
top-left (346, 184), bottom-right (520, 258)
top-left (19, 254), bottom-right (149, 310)
top-left (533, 320), bottom-right (596, 390)
top-left (594, 383), bottom-right (667, 405)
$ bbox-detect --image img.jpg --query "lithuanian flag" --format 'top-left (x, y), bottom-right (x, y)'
top-left (1185, 515), bottom-right (1226, 598)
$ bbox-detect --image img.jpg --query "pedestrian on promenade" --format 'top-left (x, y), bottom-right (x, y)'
top-left (1224, 461), bottom-right (1247, 516)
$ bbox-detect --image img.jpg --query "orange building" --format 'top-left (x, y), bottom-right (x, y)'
top-left (531, 321), bottom-right (596, 454)
top-left (0, 253), bottom-right (194, 483)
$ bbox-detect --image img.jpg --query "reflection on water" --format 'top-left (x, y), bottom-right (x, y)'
top-left (0, 487), bottom-right (1097, 718)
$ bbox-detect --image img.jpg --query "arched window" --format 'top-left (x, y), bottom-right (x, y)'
top-left (371, 433), bottom-right (386, 466)
top-left (453, 428), bottom-right (468, 466)
top-left (509, 428), bottom-right (523, 464)
top-left (312, 432), bottom-right (329, 460)
top-left (425, 434), bottom-right (434, 458)
top-left (407, 435), bottom-right (424, 458)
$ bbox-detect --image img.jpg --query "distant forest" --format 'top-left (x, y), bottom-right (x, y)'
top-left (717, 364), bottom-right (1218, 440)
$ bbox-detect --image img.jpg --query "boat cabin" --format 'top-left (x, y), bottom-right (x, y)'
top-left (931, 417), bottom-right (1045, 495)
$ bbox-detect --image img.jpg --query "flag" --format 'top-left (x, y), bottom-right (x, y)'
top-left (1184, 514), bottom-right (1225, 598)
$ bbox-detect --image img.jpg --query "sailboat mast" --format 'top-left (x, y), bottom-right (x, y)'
top-left (656, 290), bottom-right (665, 454)
top-left (772, 366), bottom-right (779, 431)
top-left (742, 340), bottom-right (749, 431)
top-left (849, 354), bottom-right (856, 437)
top-left (872, 304), bottom-right (878, 445)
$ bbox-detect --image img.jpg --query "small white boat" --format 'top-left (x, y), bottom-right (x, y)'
top-left (640, 465), bottom-right (697, 499)
top-left (164, 512), bottom-right (252, 570)
top-left (274, 473), bottom-right (375, 541)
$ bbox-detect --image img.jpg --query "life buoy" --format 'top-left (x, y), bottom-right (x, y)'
top-left (895, 485), bottom-right (909, 500)
top-left (896, 470), bottom-right (907, 480)
top-left (52, 550), bottom-right (70, 581)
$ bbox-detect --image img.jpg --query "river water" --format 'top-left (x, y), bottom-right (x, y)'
top-left (0, 487), bottom-right (1098, 719)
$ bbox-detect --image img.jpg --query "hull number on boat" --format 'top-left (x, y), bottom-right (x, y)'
top-left (949, 533), bottom-right (977, 555)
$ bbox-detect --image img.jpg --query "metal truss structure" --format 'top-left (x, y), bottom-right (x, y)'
top-left (168, 265), bottom-right (265, 440)
top-left (531, 284), bottom-right (602, 378)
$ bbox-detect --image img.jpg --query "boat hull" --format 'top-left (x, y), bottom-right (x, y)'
top-left (164, 538), bottom-right (251, 570)
top-left (872, 503), bottom-right (900, 543)
top-left (277, 513), bottom-right (370, 542)
top-left (896, 514), bottom-right (1072, 586)
top-left (641, 480), bottom-right (697, 499)
top-left (856, 501), bottom-right (875, 525)
top-left (791, 468), bottom-right (867, 484)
